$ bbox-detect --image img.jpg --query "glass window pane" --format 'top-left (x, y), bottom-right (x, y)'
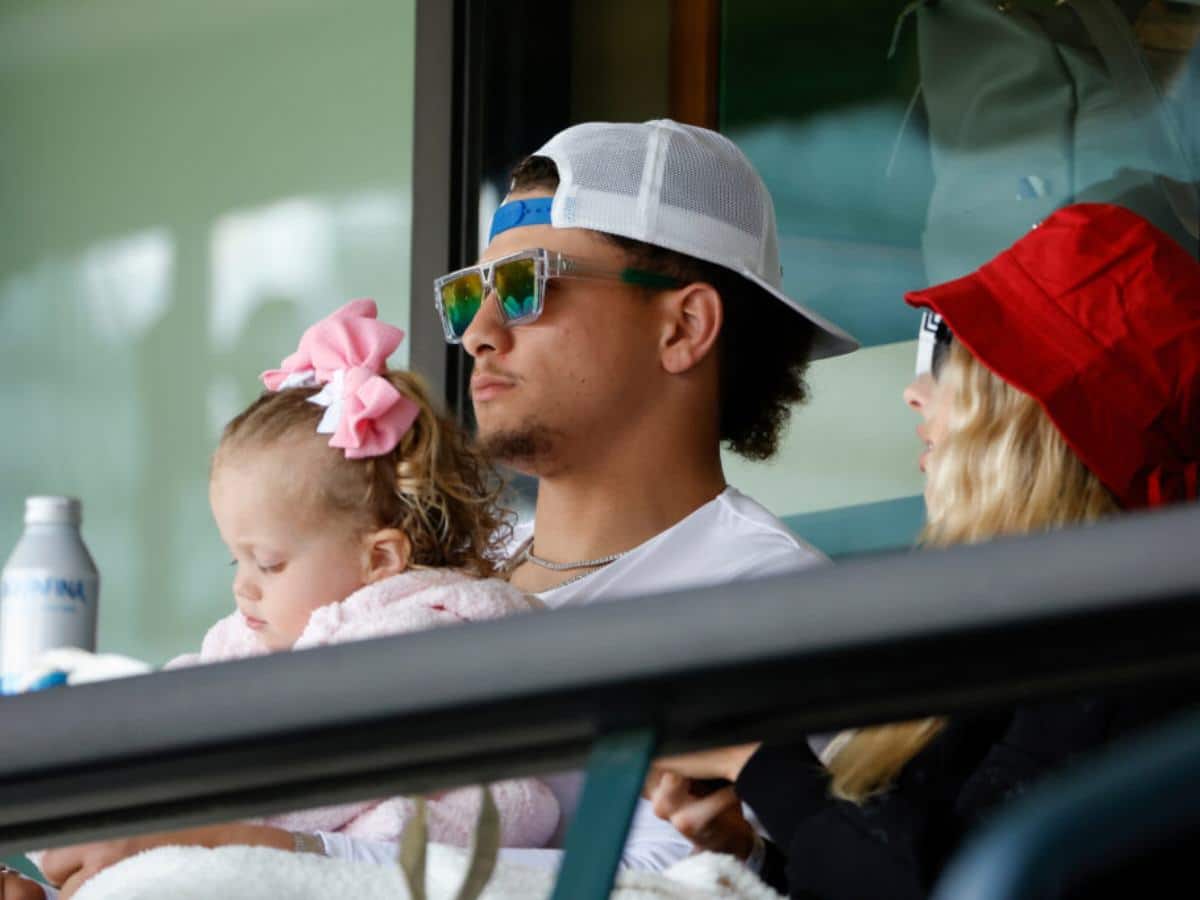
top-left (719, 0), bottom-right (928, 543)
top-left (0, 0), bottom-right (417, 663)
top-left (720, 0), bottom-right (1198, 554)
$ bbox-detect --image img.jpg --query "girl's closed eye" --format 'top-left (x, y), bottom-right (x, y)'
top-left (256, 560), bottom-right (285, 574)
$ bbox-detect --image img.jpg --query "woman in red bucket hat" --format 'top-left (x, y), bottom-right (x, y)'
top-left (909, 201), bottom-right (1200, 531)
top-left (646, 204), bottom-right (1200, 899)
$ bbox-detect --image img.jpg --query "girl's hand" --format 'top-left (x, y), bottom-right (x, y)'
top-left (41, 824), bottom-right (293, 898)
top-left (1, 869), bottom-right (47, 900)
top-left (645, 770), bottom-right (756, 859)
top-left (655, 742), bottom-right (761, 783)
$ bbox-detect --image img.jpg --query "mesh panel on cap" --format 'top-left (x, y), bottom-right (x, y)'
top-left (554, 126), bottom-right (646, 199)
top-left (532, 119), bottom-right (859, 359)
top-left (659, 128), bottom-right (765, 239)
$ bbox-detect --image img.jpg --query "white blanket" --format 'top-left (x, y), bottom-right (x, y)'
top-left (73, 844), bottom-right (783, 900)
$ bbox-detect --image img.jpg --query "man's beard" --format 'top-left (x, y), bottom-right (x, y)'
top-left (475, 423), bottom-right (560, 469)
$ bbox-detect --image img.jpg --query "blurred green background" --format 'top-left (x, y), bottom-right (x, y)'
top-left (0, 0), bottom-right (416, 667)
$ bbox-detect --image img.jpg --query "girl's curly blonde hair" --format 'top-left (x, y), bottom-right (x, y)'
top-left (824, 343), bottom-right (1119, 804)
top-left (215, 371), bottom-right (512, 578)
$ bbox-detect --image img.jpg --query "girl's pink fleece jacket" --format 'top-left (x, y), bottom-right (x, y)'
top-left (168, 568), bottom-right (560, 849)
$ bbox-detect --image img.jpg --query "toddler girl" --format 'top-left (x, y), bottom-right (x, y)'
top-left (172, 298), bottom-right (558, 850)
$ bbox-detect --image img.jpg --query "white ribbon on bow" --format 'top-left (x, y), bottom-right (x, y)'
top-left (276, 367), bottom-right (344, 436)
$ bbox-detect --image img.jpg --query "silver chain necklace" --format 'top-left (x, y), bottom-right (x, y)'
top-left (511, 537), bottom-right (631, 573)
top-left (541, 566), bottom-right (609, 591)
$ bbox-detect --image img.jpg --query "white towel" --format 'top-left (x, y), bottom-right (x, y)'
top-left (72, 844), bottom-right (784, 900)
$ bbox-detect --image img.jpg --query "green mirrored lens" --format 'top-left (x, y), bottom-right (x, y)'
top-left (493, 258), bottom-right (539, 322)
top-left (440, 272), bottom-right (484, 338)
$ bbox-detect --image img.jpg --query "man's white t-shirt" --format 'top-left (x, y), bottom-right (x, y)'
top-left (319, 486), bottom-right (827, 872)
top-left (523, 486), bottom-right (825, 610)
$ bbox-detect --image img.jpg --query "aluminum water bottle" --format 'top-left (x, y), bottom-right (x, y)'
top-left (0, 496), bottom-right (99, 693)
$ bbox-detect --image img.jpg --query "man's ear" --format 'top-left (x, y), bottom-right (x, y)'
top-left (659, 283), bottom-right (723, 375)
top-left (362, 529), bottom-right (412, 583)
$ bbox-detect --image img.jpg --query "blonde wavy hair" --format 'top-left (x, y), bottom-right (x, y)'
top-left (215, 370), bottom-right (512, 578)
top-left (825, 343), bottom-right (1119, 803)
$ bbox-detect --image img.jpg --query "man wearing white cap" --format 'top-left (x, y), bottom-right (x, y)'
top-left (422, 119), bottom-right (861, 869)
top-left (442, 120), bottom-right (857, 607)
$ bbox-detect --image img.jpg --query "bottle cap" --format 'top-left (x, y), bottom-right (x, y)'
top-left (24, 496), bottom-right (82, 526)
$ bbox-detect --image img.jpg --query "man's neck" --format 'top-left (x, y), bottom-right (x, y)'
top-left (508, 444), bottom-right (726, 594)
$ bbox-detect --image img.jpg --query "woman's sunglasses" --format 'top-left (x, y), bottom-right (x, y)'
top-left (915, 311), bottom-right (954, 378)
top-left (433, 248), bottom-right (683, 343)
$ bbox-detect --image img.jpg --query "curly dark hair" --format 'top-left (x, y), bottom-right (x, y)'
top-left (509, 155), bottom-right (815, 460)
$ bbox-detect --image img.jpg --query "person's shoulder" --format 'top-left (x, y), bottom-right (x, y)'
top-left (708, 487), bottom-right (827, 567)
top-left (633, 487), bottom-right (826, 588)
top-left (526, 488), bottom-right (827, 606)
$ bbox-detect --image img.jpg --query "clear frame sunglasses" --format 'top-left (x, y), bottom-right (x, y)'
top-left (433, 248), bottom-right (683, 343)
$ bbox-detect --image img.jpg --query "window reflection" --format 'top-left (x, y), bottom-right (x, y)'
top-left (210, 190), bottom-right (410, 356)
top-left (0, 186), bottom-right (412, 664)
top-left (1, 0), bottom-right (418, 665)
top-left (82, 229), bottom-right (174, 344)
top-left (730, 109), bottom-right (930, 348)
top-left (210, 198), bottom-right (335, 353)
top-left (0, 235), bottom-right (182, 662)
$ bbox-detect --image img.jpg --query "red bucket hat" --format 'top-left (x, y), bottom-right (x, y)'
top-left (905, 203), bottom-right (1200, 510)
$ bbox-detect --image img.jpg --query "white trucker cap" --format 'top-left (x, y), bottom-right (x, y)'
top-left (531, 119), bottom-right (860, 360)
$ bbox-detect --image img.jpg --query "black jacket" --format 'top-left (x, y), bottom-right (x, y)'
top-left (736, 695), bottom-right (1194, 899)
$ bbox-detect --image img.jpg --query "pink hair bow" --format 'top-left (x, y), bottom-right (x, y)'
top-left (261, 299), bottom-right (420, 459)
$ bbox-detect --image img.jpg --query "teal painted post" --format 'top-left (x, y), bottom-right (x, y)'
top-left (0, 855), bottom-right (37, 879)
top-left (550, 727), bottom-right (658, 900)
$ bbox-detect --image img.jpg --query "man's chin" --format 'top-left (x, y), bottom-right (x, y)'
top-left (476, 425), bottom-right (559, 469)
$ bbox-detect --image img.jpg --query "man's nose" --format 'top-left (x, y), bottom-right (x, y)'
top-left (461, 290), bottom-right (513, 358)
